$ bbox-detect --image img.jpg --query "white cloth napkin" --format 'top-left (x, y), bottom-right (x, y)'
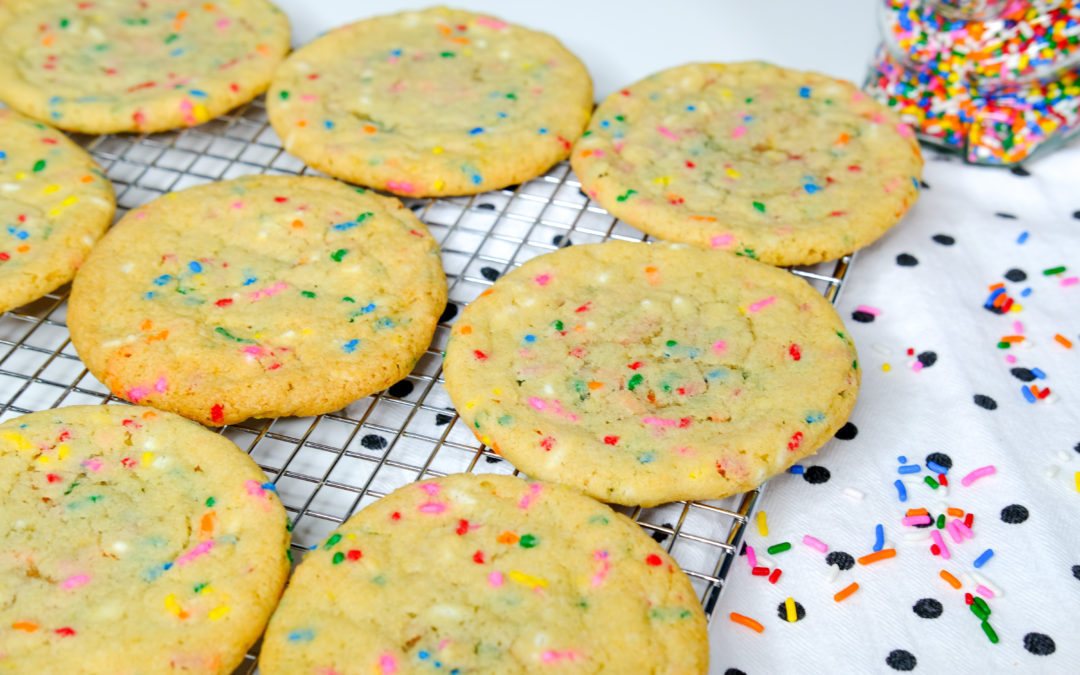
top-left (710, 144), bottom-right (1080, 674)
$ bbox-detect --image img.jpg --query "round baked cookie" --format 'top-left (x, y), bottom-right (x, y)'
top-left (266, 6), bottom-right (593, 197)
top-left (0, 0), bottom-right (290, 133)
top-left (0, 405), bottom-right (290, 673)
top-left (260, 473), bottom-right (708, 675)
top-left (442, 241), bottom-right (859, 507)
top-left (0, 109), bottom-right (114, 313)
top-left (571, 62), bottom-right (924, 266)
top-left (67, 175), bottom-right (447, 426)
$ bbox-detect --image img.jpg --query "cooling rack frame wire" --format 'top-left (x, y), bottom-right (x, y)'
top-left (0, 96), bottom-right (855, 670)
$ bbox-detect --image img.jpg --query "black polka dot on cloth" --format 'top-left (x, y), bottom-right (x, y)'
top-left (912, 598), bottom-right (943, 619)
top-left (476, 202), bottom-right (496, 211)
top-left (994, 212), bottom-right (1018, 220)
top-left (803, 466), bottom-right (831, 484)
top-left (434, 412), bottom-right (455, 426)
top-left (835, 422), bottom-right (858, 440)
top-left (1010, 165), bottom-right (1031, 177)
top-left (480, 266), bottom-right (500, 281)
top-left (724, 669), bottom-right (747, 675)
top-left (1001, 504), bottom-right (1029, 524)
top-left (1071, 564), bottom-right (1080, 581)
top-left (775, 600), bottom-right (806, 621)
top-left (552, 234), bottom-right (573, 248)
top-left (1023, 633), bottom-right (1056, 655)
top-left (931, 234), bottom-right (955, 245)
top-left (852, 310), bottom-right (875, 323)
top-left (886, 649), bottom-right (917, 671)
top-left (917, 351), bottom-right (937, 368)
top-left (360, 434), bottom-right (388, 451)
top-left (439, 302), bottom-right (458, 323)
top-left (387, 380), bottom-right (414, 398)
top-left (1004, 268), bottom-right (1027, 282)
top-left (1073, 441), bottom-right (1080, 455)
top-left (920, 180), bottom-right (930, 189)
top-left (925, 452), bottom-right (952, 470)
top-left (826, 551), bottom-right (855, 570)
top-left (974, 394), bottom-right (998, 410)
top-left (1010, 367), bottom-right (1036, 382)
top-left (896, 253), bottom-right (919, 267)
top-left (484, 455), bottom-right (502, 464)
top-left (1073, 210), bottom-right (1080, 220)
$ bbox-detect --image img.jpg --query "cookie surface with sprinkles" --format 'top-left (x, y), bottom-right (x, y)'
top-left (571, 62), bottom-right (923, 266)
top-left (260, 473), bottom-right (708, 674)
top-left (0, 0), bottom-right (290, 133)
top-left (67, 175), bottom-right (447, 426)
top-left (0, 405), bottom-right (290, 673)
top-left (0, 108), bottom-right (114, 312)
top-left (442, 241), bottom-right (860, 507)
top-left (266, 6), bottom-right (593, 196)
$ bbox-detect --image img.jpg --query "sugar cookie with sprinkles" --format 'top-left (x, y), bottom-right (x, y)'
top-left (67, 175), bottom-right (447, 426)
top-left (442, 241), bottom-right (860, 507)
top-left (0, 405), bottom-right (290, 673)
top-left (260, 473), bottom-right (708, 674)
top-left (0, 109), bottom-right (114, 312)
top-left (0, 0), bottom-right (290, 133)
top-left (571, 62), bottom-right (924, 266)
top-left (266, 6), bottom-right (593, 197)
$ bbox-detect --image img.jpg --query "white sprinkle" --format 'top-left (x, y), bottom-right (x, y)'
top-left (1045, 465), bottom-right (1059, 479)
top-left (596, 272), bottom-right (609, 284)
top-left (824, 565), bottom-right (840, 583)
top-left (971, 571), bottom-right (1002, 597)
top-left (1, 183), bottom-right (20, 193)
top-left (640, 299), bottom-right (651, 307)
top-left (842, 487), bottom-right (864, 500)
top-left (112, 541), bottom-right (128, 553)
top-left (121, 263), bottom-right (134, 274)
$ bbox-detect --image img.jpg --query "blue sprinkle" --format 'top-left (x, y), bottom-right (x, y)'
top-left (243, 276), bottom-right (257, 286)
top-left (343, 339), bottom-right (359, 353)
top-left (873, 524), bottom-right (884, 552)
top-left (8, 227), bottom-right (29, 240)
top-left (496, 112), bottom-right (507, 118)
top-left (898, 455), bottom-right (907, 463)
top-left (435, 663), bottom-right (441, 669)
top-left (324, 120), bottom-right (334, 130)
top-left (1031, 368), bottom-right (1046, 379)
top-left (188, 261), bottom-right (202, 273)
top-left (637, 452), bottom-right (654, 464)
top-left (1017, 231), bottom-right (1029, 244)
top-left (391, 49), bottom-right (402, 56)
top-left (926, 460), bottom-right (948, 474)
top-left (153, 274), bottom-right (172, 286)
top-left (143, 292), bottom-right (155, 299)
top-left (804, 184), bottom-right (821, 194)
top-left (49, 96), bottom-right (62, 105)
top-left (538, 127), bottom-right (548, 134)
top-left (0, 151), bottom-right (5, 160)
top-left (984, 288), bottom-right (1005, 307)
top-left (332, 221), bottom-right (358, 231)
top-left (163, 562), bottom-right (173, 570)
top-left (789, 465), bottom-right (805, 474)
top-left (600, 120), bottom-right (610, 128)
top-left (898, 464), bottom-right (921, 474)
top-left (469, 127), bottom-right (484, 135)
top-left (1021, 385), bottom-right (1037, 403)
top-left (51, 111), bottom-right (62, 119)
top-left (376, 317), bottom-right (395, 329)
top-left (524, 334), bottom-right (536, 343)
top-left (685, 105), bottom-right (695, 111)
top-left (360, 302), bottom-right (376, 314)
top-left (805, 412), bottom-right (825, 424)
top-left (894, 479), bottom-right (907, 502)
top-left (471, 174), bottom-right (482, 185)
top-left (973, 548), bottom-right (994, 568)
top-left (912, 176), bottom-right (920, 189)
top-left (170, 48), bottom-right (184, 57)
top-left (288, 629), bottom-right (314, 642)
top-left (189, 89), bottom-right (208, 98)
top-left (1020, 287), bottom-right (1032, 297)
top-left (799, 86), bottom-right (811, 98)
top-left (418, 651), bottom-right (430, 660)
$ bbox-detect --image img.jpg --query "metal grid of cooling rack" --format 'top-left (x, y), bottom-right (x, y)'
top-left (0, 96), bottom-right (854, 672)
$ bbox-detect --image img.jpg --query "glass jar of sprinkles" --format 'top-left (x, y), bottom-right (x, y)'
top-left (865, 0), bottom-right (1080, 165)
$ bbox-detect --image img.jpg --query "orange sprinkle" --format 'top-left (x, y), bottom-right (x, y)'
top-left (496, 531), bottom-right (519, 545)
top-left (459, 325), bottom-right (472, 335)
top-left (940, 569), bottom-right (962, 589)
top-left (587, 381), bottom-right (603, 390)
top-left (1000, 335), bottom-right (1024, 343)
top-left (579, 149), bottom-right (593, 158)
top-left (834, 582), bottom-right (860, 602)
top-left (203, 3), bottom-right (217, 9)
top-left (479, 289), bottom-right (494, 298)
top-left (80, 175), bottom-right (94, 183)
top-left (992, 293), bottom-right (1007, 308)
top-left (689, 216), bottom-right (717, 222)
top-left (1055, 334), bottom-right (1073, 349)
top-left (988, 282), bottom-right (1005, 291)
top-left (450, 36), bottom-right (470, 44)
top-left (947, 508), bottom-right (964, 518)
top-left (573, 324), bottom-right (585, 333)
top-left (728, 612), bottom-right (764, 633)
top-left (200, 511), bottom-right (216, 538)
top-left (42, 34), bottom-right (54, 47)
top-left (16, 245), bottom-right (29, 254)
top-left (363, 125), bottom-right (376, 134)
top-left (437, 24), bottom-right (452, 34)
top-left (142, 410), bottom-right (157, 419)
top-left (146, 330), bottom-right (169, 343)
top-left (12, 621), bottom-right (38, 632)
top-left (645, 266), bottom-right (658, 274)
top-left (835, 132), bottom-right (851, 145)
top-left (291, 219), bottom-right (304, 229)
top-left (297, 120), bottom-right (307, 127)
top-left (857, 549), bottom-right (896, 565)
top-left (140, 319), bottom-right (153, 331)
top-left (905, 508), bottom-right (929, 517)
top-left (256, 43), bottom-right (272, 56)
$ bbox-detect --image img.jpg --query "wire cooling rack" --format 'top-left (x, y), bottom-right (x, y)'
top-left (0, 97), bottom-right (854, 672)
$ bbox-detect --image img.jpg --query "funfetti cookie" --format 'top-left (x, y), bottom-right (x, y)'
top-left (67, 175), bottom-right (447, 427)
top-left (260, 473), bottom-right (709, 675)
top-left (266, 6), bottom-right (593, 197)
top-left (0, 405), bottom-right (290, 674)
top-left (0, 0), bottom-right (290, 133)
top-left (442, 241), bottom-right (860, 507)
top-left (0, 109), bottom-right (115, 313)
top-left (571, 62), bottom-right (924, 266)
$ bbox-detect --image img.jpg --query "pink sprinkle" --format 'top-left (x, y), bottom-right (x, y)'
top-left (245, 479), bottom-right (267, 497)
top-left (590, 550), bottom-right (611, 587)
top-left (1005, 354), bottom-right (1017, 363)
top-left (385, 180), bottom-right (416, 194)
top-left (589, 149), bottom-right (605, 157)
top-left (135, 211), bottom-right (147, 219)
top-left (179, 99), bottom-right (193, 112)
top-left (1062, 276), bottom-right (1079, 287)
top-left (852, 91), bottom-right (866, 101)
top-left (902, 515), bottom-right (931, 526)
top-left (528, 397), bottom-right (546, 411)
top-left (961, 465), bottom-right (996, 487)
top-left (930, 529), bottom-right (950, 559)
top-left (1012, 321), bottom-right (1024, 334)
top-left (419, 483), bottom-right (441, 496)
top-left (746, 544), bottom-right (757, 568)
top-left (216, 18), bottom-right (231, 29)
top-left (656, 126), bottom-right (680, 141)
top-left (231, 201), bottom-right (244, 209)
top-left (911, 361), bottom-right (924, 372)
top-left (642, 416), bottom-right (691, 428)
top-left (975, 585), bottom-right (995, 599)
top-left (127, 386), bottom-right (150, 402)
top-left (896, 123), bottom-right (914, 137)
top-left (711, 340), bottom-right (727, 354)
top-left (945, 519), bottom-right (963, 543)
top-left (248, 281), bottom-right (288, 302)
top-left (241, 345), bottom-right (266, 357)
top-left (748, 297), bottom-right (775, 312)
top-left (731, 125), bottom-right (747, 138)
top-left (300, 94), bottom-right (318, 102)
top-left (154, 376), bottom-right (168, 393)
top-left (175, 540), bottom-right (215, 566)
top-left (955, 521), bottom-right (974, 540)
top-left (418, 501), bottom-right (447, 514)
top-left (710, 234), bottom-right (734, 248)
top-left (871, 113), bottom-right (887, 124)
top-left (613, 141), bottom-right (624, 153)
top-left (856, 305), bottom-right (882, 316)
top-left (534, 274), bottom-right (551, 286)
top-left (802, 535), bottom-right (828, 553)
top-left (527, 397), bottom-right (578, 421)
top-left (488, 571), bottom-right (504, 588)
top-left (82, 458), bottom-right (103, 472)
top-left (517, 483), bottom-right (543, 510)
top-left (476, 16), bottom-right (508, 29)
top-left (438, 639), bottom-right (451, 650)
top-left (541, 650), bottom-right (582, 664)
top-left (378, 653), bottom-right (398, 674)
top-left (61, 574), bottom-right (90, 590)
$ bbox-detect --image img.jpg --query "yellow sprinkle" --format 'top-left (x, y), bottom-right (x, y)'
top-left (1010, 303), bottom-right (1023, 312)
top-left (57, 444), bottom-right (69, 460)
top-left (193, 105), bottom-right (210, 122)
top-left (720, 88), bottom-right (733, 98)
top-left (653, 176), bottom-right (672, 186)
top-left (47, 207), bottom-right (62, 217)
top-left (688, 471), bottom-right (700, 480)
top-left (432, 146), bottom-right (444, 154)
top-left (197, 585), bottom-right (214, 594)
top-left (784, 597), bottom-right (797, 622)
top-left (164, 594), bottom-right (183, 615)
top-left (207, 606), bottom-right (230, 620)
top-left (480, 435), bottom-right (492, 446)
top-left (756, 511), bottom-right (769, 537)
top-left (882, 363), bottom-right (891, 372)
top-left (725, 167), bottom-right (741, 178)
top-left (61, 195), bottom-right (78, 207)
top-left (141, 451), bottom-right (154, 467)
top-left (253, 333), bottom-right (263, 339)
top-left (1075, 471), bottom-right (1079, 493)
top-left (465, 400), bottom-right (476, 409)
top-left (37, 455), bottom-right (51, 464)
top-left (508, 570), bottom-right (547, 588)
top-left (44, 184), bottom-right (60, 193)
top-left (2, 432), bottom-right (34, 451)
top-left (14, 172), bottom-right (26, 180)
top-left (301, 329), bottom-right (311, 335)
top-left (433, 179), bottom-right (445, 191)
top-left (493, 388), bottom-right (501, 395)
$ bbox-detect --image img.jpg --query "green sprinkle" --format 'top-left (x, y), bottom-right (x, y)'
top-left (214, 326), bottom-right (254, 343)
top-left (64, 481), bottom-right (80, 495)
top-left (925, 475), bottom-right (940, 490)
top-left (286, 549), bottom-right (293, 563)
top-left (588, 515), bottom-right (609, 525)
top-left (997, 341), bottom-right (1010, 349)
top-left (32, 159), bottom-right (46, 172)
top-left (505, 93), bottom-right (517, 100)
top-left (440, 51), bottom-right (455, 58)
top-left (330, 249), bottom-right (347, 262)
top-left (973, 597), bottom-right (990, 617)
top-left (752, 201), bottom-right (765, 213)
top-left (519, 534), bottom-right (538, 548)
top-left (193, 582), bottom-right (207, 593)
top-left (205, 497), bottom-right (215, 507)
top-left (1043, 266), bottom-right (1066, 275)
top-left (356, 212), bottom-right (373, 224)
top-left (936, 513), bottom-right (945, 528)
top-left (981, 620), bottom-right (999, 644)
top-left (301, 290), bottom-right (315, 298)
top-left (665, 339), bottom-right (677, 347)
top-left (616, 189), bottom-right (637, 202)
top-left (324, 533), bottom-right (342, 549)
top-left (552, 320), bottom-right (564, 331)
top-left (615, 114), bottom-right (625, 121)
top-left (332, 551), bottom-right (345, 564)
top-left (767, 542), bottom-right (792, 555)
top-left (342, 296), bottom-right (355, 303)
top-left (971, 601), bottom-right (988, 620)
top-left (59, 18), bottom-right (69, 28)
top-left (89, 495), bottom-right (102, 503)
top-left (497, 414), bottom-right (513, 425)
top-left (745, 97), bottom-right (754, 103)
top-left (165, 33), bottom-right (179, 44)
top-left (628, 373), bottom-right (644, 390)
top-left (279, 90), bottom-right (290, 100)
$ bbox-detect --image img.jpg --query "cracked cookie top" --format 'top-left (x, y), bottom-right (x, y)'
top-left (442, 241), bottom-right (859, 506)
top-left (266, 6), bottom-right (593, 197)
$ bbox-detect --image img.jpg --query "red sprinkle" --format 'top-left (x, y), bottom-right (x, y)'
top-left (346, 549), bottom-right (362, 561)
top-left (931, 544), bottom-right (941, 556)
top-left (274, 196), bottom-right (288, 203)
top-left (575, 302), bottom-right (592, 313)
top-left (964, 513), bottom-right (974, 529)
top-left (54, 627), bottom-right (76, 637)
top-left (390, 511), bottom-right (401, 521)
top-left (964, 592), bottom-right (974, 605)
top-left (768, 568), bottom-right (782, 584)
top-left (472, 550), bottom-right (485, 564)
top-left (215, 298), bottom-right (233, 307)
top-left (473, 350), bottom-right (488, 361)
top-left (603, 436), bottom-right (619, 445)
top-left (646, 554), bottom-right (663, 566)
top-left (789, 344), bottom-right (802, 361)
top-left (46, 473), bottom-right (61, 483)
top-left (210, 404), bottom-right (224, 424)
top-left (539, 436), bottom-right (555, 451)
top-left (751, 566), bottom-right (770, 576)
top-left (787, 431), bottom-right (803, 451)
top-left (628, 361), bottom-right (643, 370)
top-left (456, 519), bottom-right (470, 535)
top-left (938, 473), bottom-right (948, 487)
